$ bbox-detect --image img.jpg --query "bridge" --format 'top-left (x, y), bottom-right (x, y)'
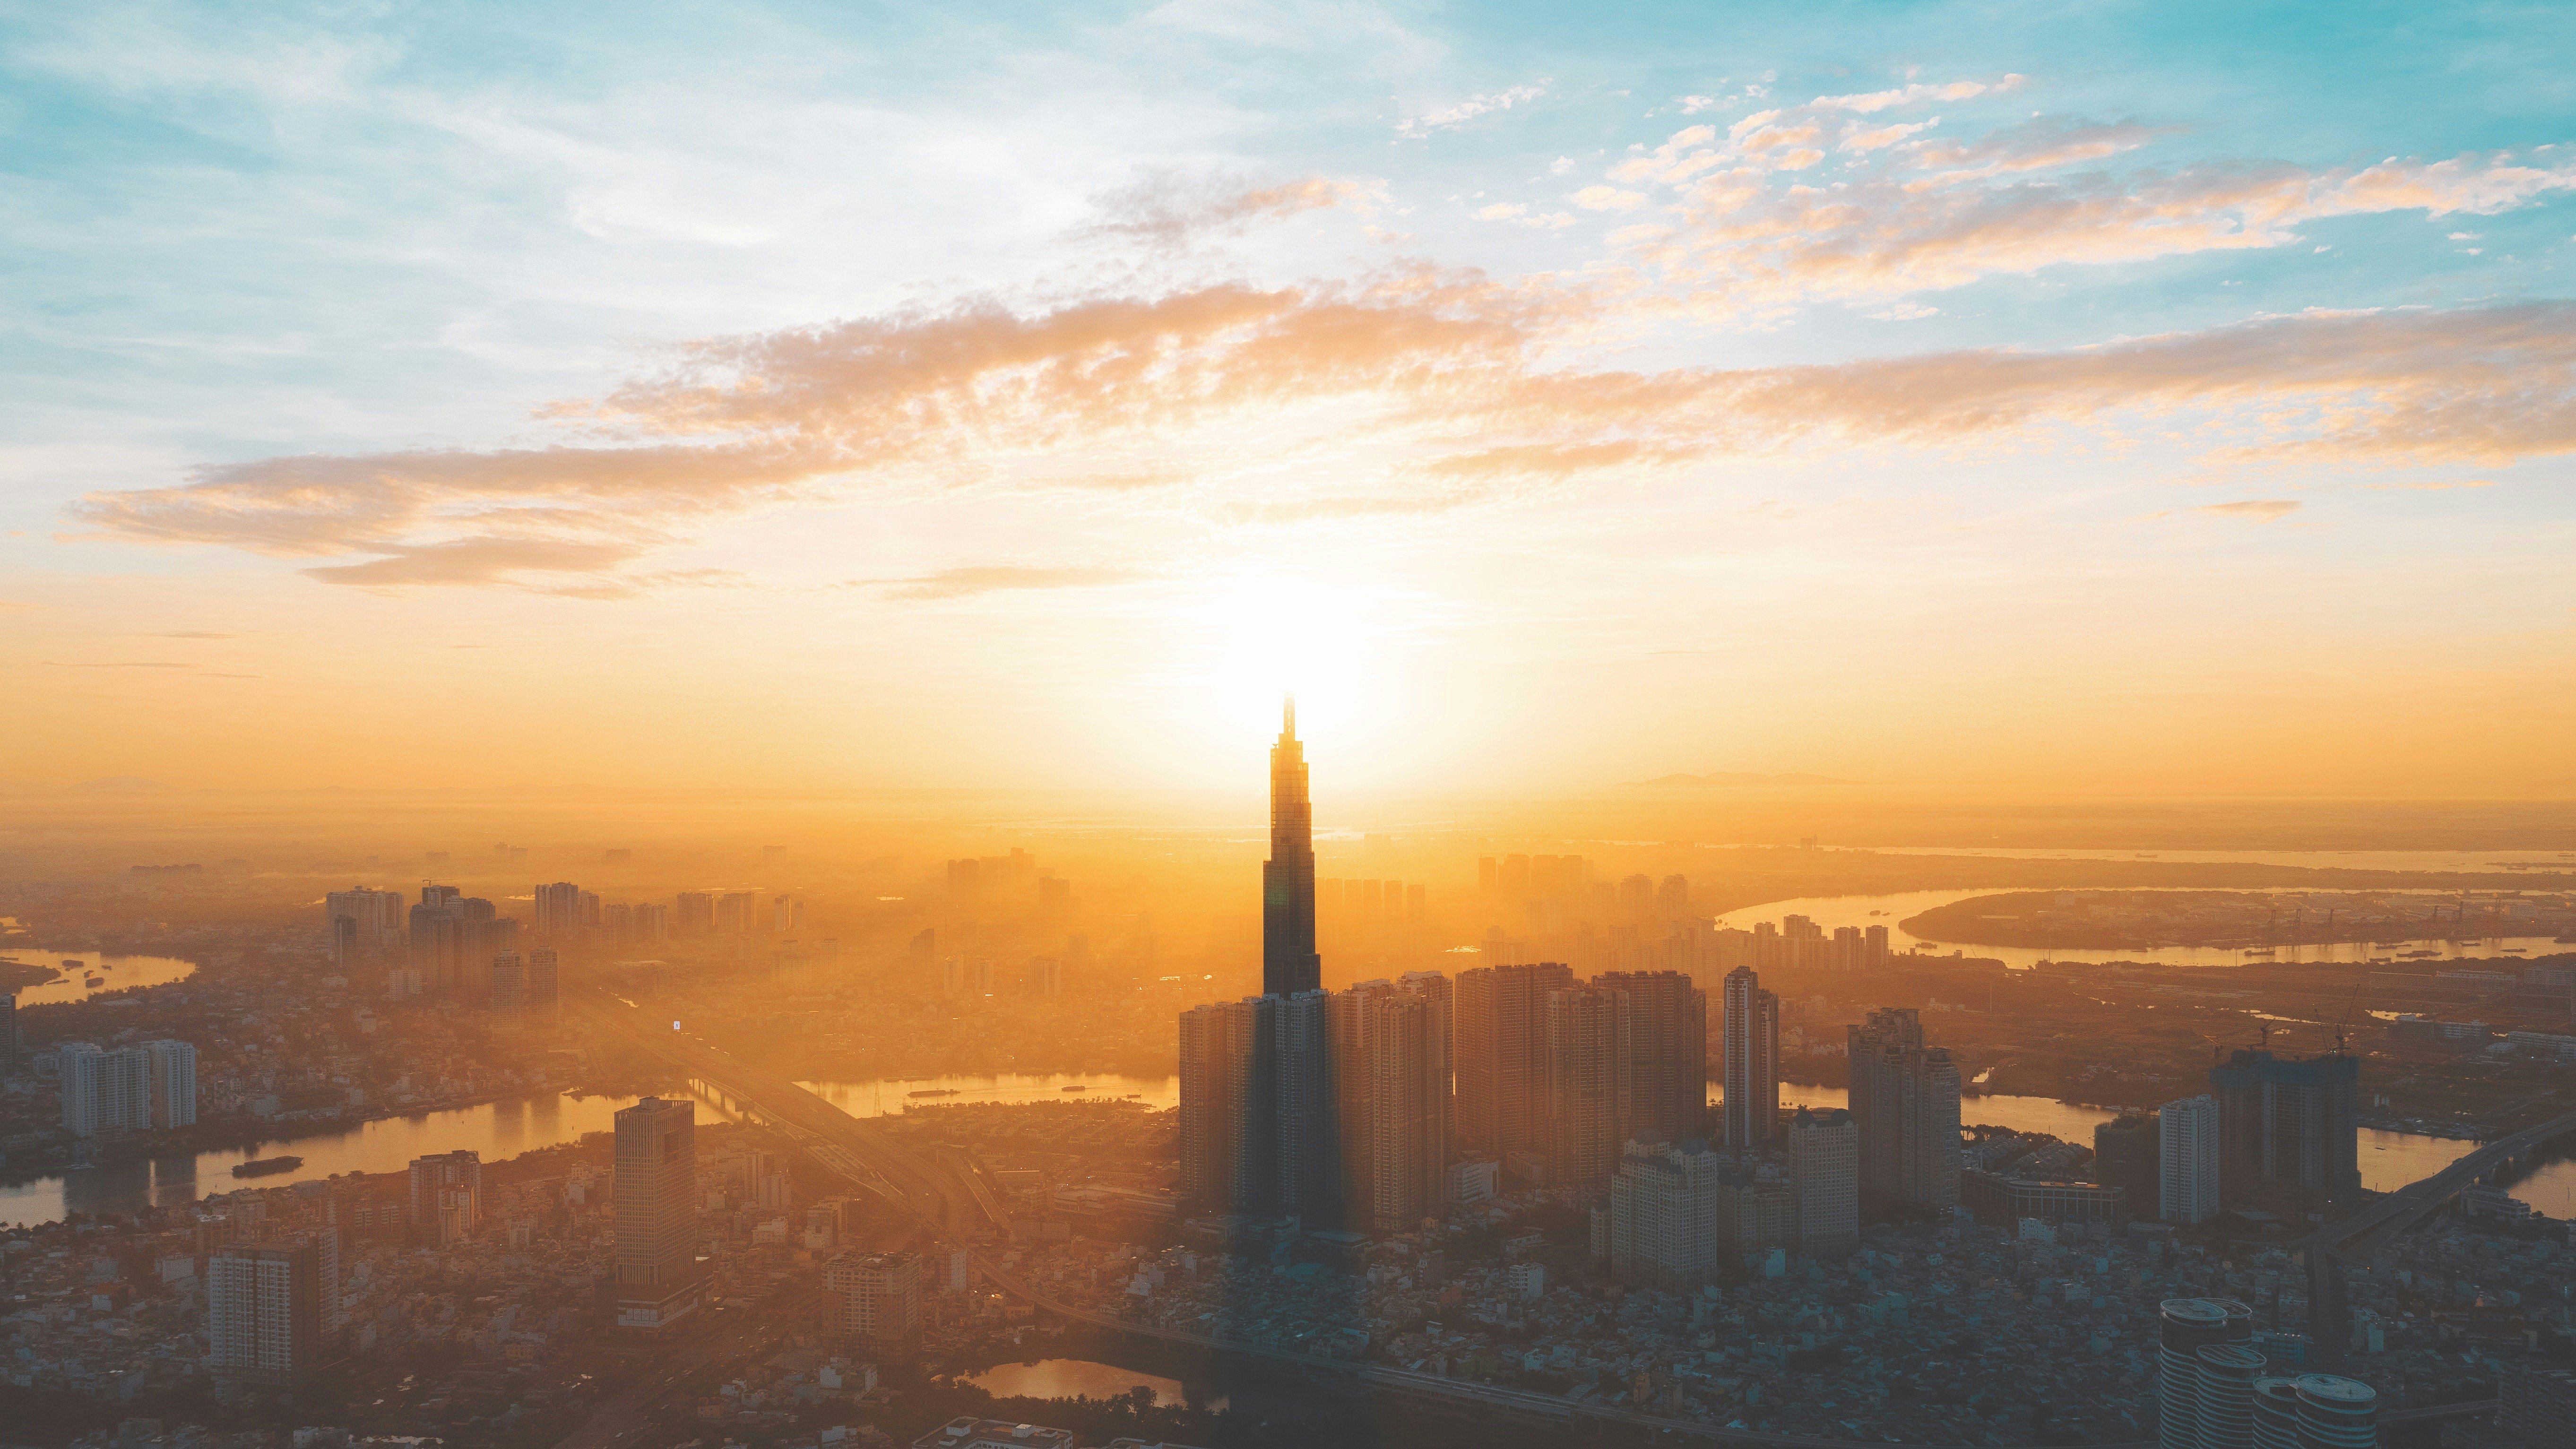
top-left (2305, 1109), bottom-right (2576, 1368)
top-left (568, 987), bottom-right (1013, 1236)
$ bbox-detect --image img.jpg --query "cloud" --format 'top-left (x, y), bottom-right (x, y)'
top-left (2188, 500), bottom-right (2301, 521)
top-left (856, 565), bottom-right (1156, 600)
top-left (147, 630), bottom-right (237, 638)
top-left (69, 288), bottom-right (2576, 589)
top-left (1474, 203), bottom-right (1575, 229)
top-left (45, 660), bottom-right (197, 668)
top-left (1841, 119), bottom-right (1936, 154)
top-left (1624, 148), bottom-right (2576, 311)
top-left (1571, 186), bottom-right (1645, 212)
top-left (1811, 76), bottom-right (2023, 114)
top-left (300, 537), bottom-right (652, 590)
top-left (1397, 82), bottom-right (1548, 137)
top-left (2363, 478), bottom-right (2495, 490)
top-left (1081, 173), bottom-right (1369, 247)
top-left (1907, 117), bottom-right (2172, 184)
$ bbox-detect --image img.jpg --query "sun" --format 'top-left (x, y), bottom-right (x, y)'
top-left (1182, 571), bottom-right (1387, 745)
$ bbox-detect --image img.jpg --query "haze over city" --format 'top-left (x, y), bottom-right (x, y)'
top-left (3, 4), bottom-right (2576, 1449)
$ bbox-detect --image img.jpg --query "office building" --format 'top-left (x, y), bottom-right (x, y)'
top-left (533, 881), bottom-right (583, 937)
top-left (1336, 978), bottom-right (1452, 1233)
top-left (207, 1237), bottom-right (330, 1383)
top-left (2161, 1094), bottom-right (2224, 1225)
top-left (1848, 1007), bottom-right (1962, 1212)
top-left (1713, 1162), bottom-right (1796, 1257)
top-left (1261, 697), bottom-right (1320, 998)
top-left (2160, 1298), bottom-right (2255, 1449)
top-left (1721, 967), bottom-right (1779, 1149)
top-left (2209, 1049), bottom-right (2362, 1214)
top-left (2293, 1376), bottom-right (2378, 1449)
top-left (489, 953), bottom-right (526, 1016)
top-left (1271, 987), bottom-right (1337, 1220)
top-left (1179, 996), bottom-right (1272, 1213)
top-left (675, 891), bottom-right (716, 936)
top-left (2196, 1344), bottom-right (2266, 1449)
top-left (1456, 961), bottom-right (1575, 1160)
top-left (2496, 1363), bottom-right (2576, 1449)
top-left (1962, 1170), bottom-right (2127, 1226)
top-left (409, 1149), bottom-right (482, 1244)
top-left (59, 1042), bottom-right (150, 1136)
top-left (324, 888), bottom-right (405, 949)
top-left (1607, 1137), bottom-right (1725, 1290)
top-left (407, 887), bottom-right (514, 1001)
top-left (527, 947), bottom-right (559, 1009)
top-left (823, 1250), bottom-right (922, 1346)
top-left (2254, 1378), bottom-right (2304, 1449)
top-left (1546, 984), bottom-right (1631, 1186)
top-left (1597, 969), bottom-right (1707, 1145)
top-left (145, 1039), bottom-right (197, 1129)
top-left (1395, 969), bottom-right (1454, 1178)
top-left (1786, 1106), bottom-right (1859, 1255)
top-left (2097, 1111), bottom-right (2161, 1216)
top-left (614, 1096), bottom-right (707, 1330)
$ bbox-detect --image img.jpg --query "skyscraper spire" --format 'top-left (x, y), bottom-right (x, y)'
top-left (1261, 695), bottom-right (1320, 998)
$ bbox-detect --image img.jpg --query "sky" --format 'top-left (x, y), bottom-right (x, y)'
top-left (2, 0), bottom-right (2573, 799)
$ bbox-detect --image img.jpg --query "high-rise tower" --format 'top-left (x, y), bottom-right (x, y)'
top-left (1262, 695), bottom-right (1320, 999)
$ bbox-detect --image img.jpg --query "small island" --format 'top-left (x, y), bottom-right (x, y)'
top-left (1900, 887), bottom-right (2576, 951)
top-left (0, 957), bottom-right (63, 994)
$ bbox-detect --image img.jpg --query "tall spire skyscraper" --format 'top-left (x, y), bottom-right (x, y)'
top-left (1262, 694), bottom-right (1321, 998)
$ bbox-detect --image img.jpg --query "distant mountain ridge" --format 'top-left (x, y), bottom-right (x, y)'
top-left (71, 776), bottom-right (175, 793)
top-left (1625, 771), bottom-right (1861, 788)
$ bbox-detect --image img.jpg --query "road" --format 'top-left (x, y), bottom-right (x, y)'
top-left (2306, 1108), bottom-right (2576, 1366)
top-left (570, 987), bottom-right (1008, 1235)
top-left (555, 1286), bottom-right (825, 1449)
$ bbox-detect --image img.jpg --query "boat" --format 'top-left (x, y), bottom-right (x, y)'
top-left (61, 960), bottom-right (80, 970)
top-left (907, 1088), bottom-right (961, 1098)
top-left (1061, 1084), bottom-right (1089, 1092)
top-left (232, 1156), bottom-right (303, 1179)
top-left (83, 977), bottom-right (102, 988)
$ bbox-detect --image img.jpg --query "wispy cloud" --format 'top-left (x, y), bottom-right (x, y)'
top-left (67, 285), bottom-right (2576, 590)
top-left (854, 565), bottom-right (1156, 600)
top-left (1810, 76), bottom-right (2023, 114)
top-left (2189, 500), bottom-right (2301, 521)
top-left (1081, 173), bottom-right (1372, 247)
top-left (45, 660), bottom-right (198, 668)
top-left (1397, 82), bottom-right (1548, 137)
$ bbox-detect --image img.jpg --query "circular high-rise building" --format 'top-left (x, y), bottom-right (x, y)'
top-left (2160, 1299), bottom-right (2238, 1449)
top-left (2293, 1374), bottom-right (2377, 1449)
top-left (2194, 1344), bottom-right (2265, 1449)
top-left (2251, 1376), bottom-right (2304, 1449)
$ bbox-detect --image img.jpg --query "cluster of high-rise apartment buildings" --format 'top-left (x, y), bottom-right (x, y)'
top-left (327, 880), bottom-right (810, 1003)
top-left (1178, 702), bottom-right (1966, 1289)
top-left (56, 1037), bottom-right (197, 1137)
top-left (2086, 1046), bottom-right (2363, 1230)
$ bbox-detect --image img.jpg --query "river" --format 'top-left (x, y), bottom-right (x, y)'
top-left (1803, 847), bottom-right (2576, 876)
top-left (964, 1358), bottom-right (1226, 1411)
top-left (1749, 1085), bottom-right (2576, 1215)
top-left (0, 1072), bottom-right (1180, 1226)
top-left (1706, 887), bottom-right (2569, 970)
top-left (0, 949), bottom-right (199, 1005)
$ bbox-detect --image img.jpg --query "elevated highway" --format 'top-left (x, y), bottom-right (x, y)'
top-left (568, 987), bottom-right (1011, 1236)
top-left (2306, 1109), bottom-right (2576, 1368)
